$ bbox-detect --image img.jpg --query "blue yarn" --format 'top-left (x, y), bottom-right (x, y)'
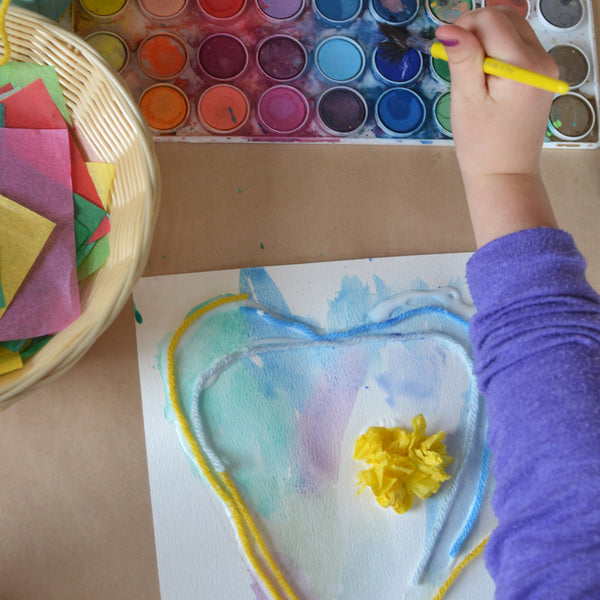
top-left (450, 446), bottom-right (491, 558)
top-left (241, 304), bottom-right (468, 344)
top-left (240, 305), bottom-right (321, 339)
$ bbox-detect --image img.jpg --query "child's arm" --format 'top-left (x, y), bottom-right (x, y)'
top-left (466, 227), bottom-right (600, 599)
top-left (440, 9), bottom-right (600, 599)
top-left (437, 7), bottom-right (559, 247)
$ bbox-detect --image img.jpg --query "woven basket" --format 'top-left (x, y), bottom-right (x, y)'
top-left (0, 6), bottom-right (160, 409)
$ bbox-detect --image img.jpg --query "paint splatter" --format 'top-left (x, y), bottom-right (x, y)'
top-left (228, 106), bottom-right (237, 124)
top-left (133, 302), bottom-right (143, 324)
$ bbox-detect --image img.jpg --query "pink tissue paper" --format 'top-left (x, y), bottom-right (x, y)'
top-left (0, 127), bottom-right (80, 340)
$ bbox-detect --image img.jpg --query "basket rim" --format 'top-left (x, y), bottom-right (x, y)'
top-left (0, 5), bottom-right (161, 409)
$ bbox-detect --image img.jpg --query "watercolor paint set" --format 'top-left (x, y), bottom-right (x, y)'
top-left (71, 0), bottom-right (599, 147)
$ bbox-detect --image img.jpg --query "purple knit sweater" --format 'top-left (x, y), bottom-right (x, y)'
top-left (466, 228), bottom-right (600, 599)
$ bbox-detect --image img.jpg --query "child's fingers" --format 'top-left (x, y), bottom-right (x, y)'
top-left (491, 7), bottom-right (561, 78)
top-left (488, 6), bottom-right (546, 53)
top-left (454, 8), bottom-right (529, 67)
top-left (456, 8), bottom-right (558, 76)
top-left (435, 23), bottom-right (486, 100)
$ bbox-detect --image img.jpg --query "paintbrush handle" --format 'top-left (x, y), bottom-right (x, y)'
top-left (430, 41), bottom-right (569, 95)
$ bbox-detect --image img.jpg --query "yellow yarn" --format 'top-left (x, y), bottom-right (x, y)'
top-left (431, 536), bottom-right (490, 600)
top-left (354, 414), bottom-right (454, 514)
top-left (167, 294), bottom-right (300, 600)
top-left (0, 0), bottom-right (11, 67)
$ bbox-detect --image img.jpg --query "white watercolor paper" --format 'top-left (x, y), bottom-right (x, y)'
top-left (133, 253), bottom-right (496, 600)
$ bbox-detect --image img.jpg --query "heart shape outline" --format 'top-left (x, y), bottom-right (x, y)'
top-left (165, 288), bottom-right (492, 600)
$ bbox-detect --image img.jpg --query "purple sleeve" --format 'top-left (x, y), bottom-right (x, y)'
top-left (466, 227), bottom-right (600, 599)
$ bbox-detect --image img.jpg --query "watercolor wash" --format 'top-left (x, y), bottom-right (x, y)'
top-left (133, 255), bottom-right (496, 600)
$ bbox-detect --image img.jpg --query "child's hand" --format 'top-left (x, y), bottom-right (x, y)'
top-left (437, 7), bottom-right (559, 181)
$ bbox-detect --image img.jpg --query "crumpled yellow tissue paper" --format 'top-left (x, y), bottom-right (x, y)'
top-left (354, 414), bottom-right (454, 514)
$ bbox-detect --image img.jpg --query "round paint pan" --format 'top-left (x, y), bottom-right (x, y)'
top-left (85, 31), bottom-right (129, 73)
top-left (548, 92), bottom-right (595, 141)
top-left (430, 55), bottom-right (451, 85)
top-left (313, 0), bottom-right (363, 26)
top-left (548, 45), bottom-right (590, 89)
top-left (375, 88), bottom-right (426, 137)
top-left (80, 0), bottom-right (128, 18)
top-left (139, 83), bottom-right (190, 132)
top-left (538, 0), bottom-right (584, 30)
top-left (198, 34), bottom-right (249, 81)
top-left (256, 35), bottom-right (307, 82)
top-left (433, 91), bottom-right (452, 137)
top-left (426, 0), bottom-right (473, 24)
top-left (315, 36), bottom-right (365, 83)
top-left (138, 0), bottom-right (188, 18)
top-left (481, 0), bottom-right (529, 17)
top-left (198, 84), bottom-right (250, 134)
top-left (373, 46), bottom-right (423, 85)
top-left (197, 0), bottom-right (246, 19)
top-left (257, 85), bottom-right (310, 134)
top-left (137, 33), bottom-right (188, 81)
top-left (369, 0), bottom-right (419, 25)
top-left (316, 86), bottom-right (368, 135)
top-left (256, 0), bottom-right (305, 21)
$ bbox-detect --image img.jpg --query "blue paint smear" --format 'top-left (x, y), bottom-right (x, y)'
top-left (240, 267), bottom-right (292, 318)
top-left (377, 343), bottom-right (446, 406)
top-left (372, 275), bottom-right (388, 299)
top-left (327, 275), bottom-right (374, 330)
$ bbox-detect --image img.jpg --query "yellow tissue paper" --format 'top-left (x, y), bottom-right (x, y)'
top-left (0, 346), bottom-right (23, 375)
top-left (86, 162), bottom-right (116, 211)
top-left (0, 194), bottom-right (56, 320)
top-left (353, 414), bottom-right (454, 514)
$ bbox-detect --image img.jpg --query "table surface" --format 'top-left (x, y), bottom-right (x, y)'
top-left (1, 57), bottom-right (600, 600)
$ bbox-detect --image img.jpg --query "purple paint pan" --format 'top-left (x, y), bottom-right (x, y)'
top-left (256, 35), bottom-right (307, 82)
top-left (197, 33), bottom-right (249, 80)
top-left (317, 86), bottom-right (368, 135)
top-left (256, 0), bottom-right (305, 20)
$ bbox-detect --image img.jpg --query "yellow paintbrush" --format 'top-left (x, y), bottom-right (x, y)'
top-left (378, 24), bottom-right (570, 95)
